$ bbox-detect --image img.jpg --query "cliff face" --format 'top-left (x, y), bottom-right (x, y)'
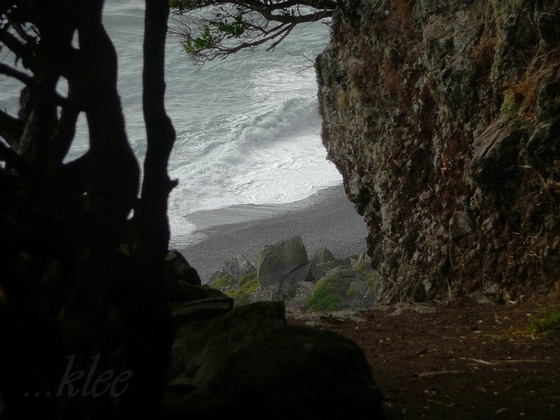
top-left (316, 0), bottom-right (560, 303)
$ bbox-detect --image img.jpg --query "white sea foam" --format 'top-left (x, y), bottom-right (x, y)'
top-left (0, 0), bottom-right (342, 245)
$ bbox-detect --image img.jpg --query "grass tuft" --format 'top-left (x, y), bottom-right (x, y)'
top-left (526, 309), bottom-right (560, 337)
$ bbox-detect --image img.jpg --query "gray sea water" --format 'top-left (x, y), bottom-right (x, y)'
top-left (0, 0), bottom-right (342, 247)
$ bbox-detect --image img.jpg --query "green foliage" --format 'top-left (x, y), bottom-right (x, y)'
top-left (316, 275), bottom-right (344, 292)
top-left (210, 12), bottom-right (249, 38)
top-left (180, 8), bottom-right (250, 58)
top-left (365, 272), bottom-right (379, 294)
top-left (238, 271), bottom-right (258, 289)
top-left (226, 271), bottom-right (259, 306)
top-left (211, 272), bottom-right (259, 305)
top-left (169, 0), bottom-right (335, 62)
top-left (526, 309), bottom-right (560, 337)
top-left (491, 332), bottom-right (511, 344)
top-left (305, 288), bottom-right (343, 312)
top-left (213, 275), bottom-right (234, 290)
top-left (356, 262), bottom-right (368, 273)
top-left (501, 99), bottom-right (520, 120)
top-left (168, 0), bottom-right (183, 11)
top-left (305, 275), bottom-right (346, 312)
top-left (183, 25), bottom-right (217, 55)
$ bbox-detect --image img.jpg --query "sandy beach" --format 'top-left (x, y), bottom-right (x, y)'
top-left (177, 184), bottom-right (369, 283)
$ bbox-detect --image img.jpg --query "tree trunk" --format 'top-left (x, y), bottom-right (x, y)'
top-left (60, 0), bottom-right (141, 416)
top-left (117, 0), bottom-right (177, 416)
top-left (1, 0), bottom-right (178, 417)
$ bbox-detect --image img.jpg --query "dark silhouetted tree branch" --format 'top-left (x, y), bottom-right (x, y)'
top-left (0, 0), bottom-right (178, 417)
top-left (170, 0), bottom-right (337, 63)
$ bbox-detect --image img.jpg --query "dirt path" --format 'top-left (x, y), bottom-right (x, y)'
top-left (287, 291), bottom-right (560, 419)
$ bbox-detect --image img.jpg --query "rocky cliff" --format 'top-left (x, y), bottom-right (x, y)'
top-left (317, 0), bottom-right (560, 303)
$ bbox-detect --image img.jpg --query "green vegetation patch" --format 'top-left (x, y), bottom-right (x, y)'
top-left (315, 275), bottom-right (347, 294)
top-left (356, 262), bottom-right (368, 273)
top-left (213, 275), bottom-right (234, 290)
top-left (365, 272), bottom-right (379, 295)
top-left (501, 100), bottom-right (520, 120)
top-left (305, 275), bottom-right (347, 312)
top-left (226, 272), bottom-right (259, 306)
top-left (526, 309), bottom-right (560, 337)
top-left (305, 289), bottom-right (343, 312)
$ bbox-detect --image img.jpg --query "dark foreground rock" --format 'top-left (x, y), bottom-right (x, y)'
top-left (164, 301), bottom-right (385, 419)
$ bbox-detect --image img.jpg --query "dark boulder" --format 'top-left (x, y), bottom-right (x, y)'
top-left (165, 301), bottom-right (384, 419)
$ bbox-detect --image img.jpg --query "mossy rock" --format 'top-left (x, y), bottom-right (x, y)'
top-left (315, 275), bottom-right (350, 295)
top-left (226, 272), bottom-right (259, 306)
top-left (212, 275), bottom-right (235, 291)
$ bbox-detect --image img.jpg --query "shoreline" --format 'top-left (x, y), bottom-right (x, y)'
top-left (176, 184), bottom-right (369, 283)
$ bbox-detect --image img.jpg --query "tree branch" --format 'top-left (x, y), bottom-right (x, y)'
top-left (173, 0), bottom-right (338, 12)
top-left (266, 21), bottom-right (295, 50)
top-left (0, 109), bottom-right (23, 147)
top-left (117, 0), bottom-right (176, 416)
top-left (0, 29), bottom-right (40, 72)
top-left (170, 0), bottom-right (334, 62)
top-left (0, 140), bottom-right (37, 181)
top-left (50, 92), bottom-right (80, 166)
top-left (215, 21), bottom-right (292, 56)
top-left (0, 63), bottom-right (76, 108)
top-left (61, 152), bottom-right (88, 194)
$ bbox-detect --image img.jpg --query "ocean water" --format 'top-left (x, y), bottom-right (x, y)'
top-left (0, 0), bottom-right (342, 247)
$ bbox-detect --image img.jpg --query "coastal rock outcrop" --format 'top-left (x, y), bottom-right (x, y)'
top-left (255, 235), bottom-right (309, 291)
top-left (208, 236), bottom-right (377, 310)
top-left (316, 0), bottom-right (560, 303)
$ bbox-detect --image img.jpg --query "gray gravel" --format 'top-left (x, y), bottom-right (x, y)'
top-left (176, 184), bottom-right (369, 283)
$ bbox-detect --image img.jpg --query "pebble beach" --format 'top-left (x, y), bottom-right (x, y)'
top-left (178, 184), bottom-right (369, 283)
